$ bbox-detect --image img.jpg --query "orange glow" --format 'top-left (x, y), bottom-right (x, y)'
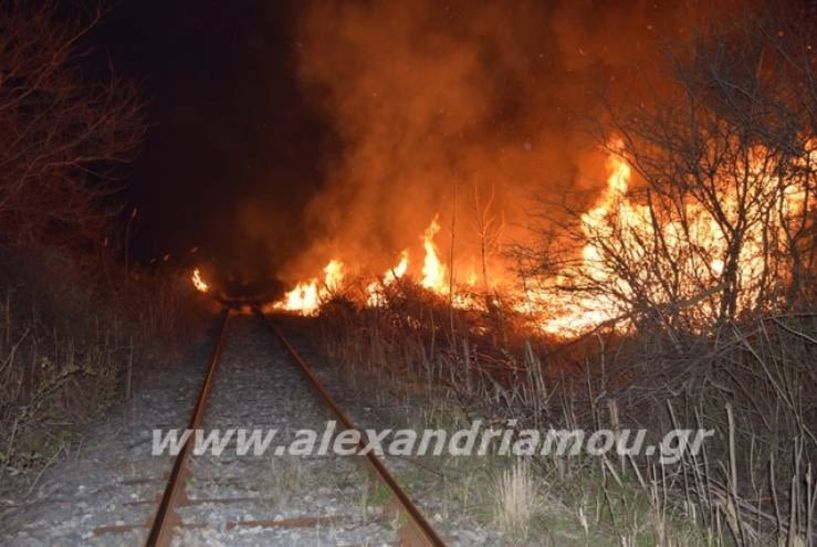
top-left (191, 268), bottom-right (209, 293)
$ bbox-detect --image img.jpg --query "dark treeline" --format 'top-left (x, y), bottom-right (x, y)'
top-left (0, 3), bottom-right (204, 488)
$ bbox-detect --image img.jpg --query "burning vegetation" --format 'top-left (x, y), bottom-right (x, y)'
top-left (4, 0), bottom-right (814, 543)
top-left (255, 0), bottom-right (817, 339)
top-left (235, 4), bottom-right (817, 545)
top-left (263, 138), bottom-right (815, 338)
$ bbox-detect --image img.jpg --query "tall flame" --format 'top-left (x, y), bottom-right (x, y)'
top-left (421, 215), bottom-right (447, 292)
top-left (323, 259), bottom-right (345, 292)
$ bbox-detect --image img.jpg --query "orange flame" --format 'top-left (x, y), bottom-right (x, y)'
top-left (279, 214), bottom-right (454, 316)
top-left (276, 215), bottom-right (468, 315)
top-left (367, 250), bottom-right (409, 306)
top-left (532, 154), bottom-right (633, 334)
top-left (273, 259), bottom-right (345, 315)
top-left (421, 215), bottom-right (447, 293)
top-left (191, 268), bottom-right (209, 293)
top-left (323, 259), bottom-right (345, 292)
top-left (277, 280), bottom-right (320, 314)
top-left (385, 250), bottom-right (409, 284)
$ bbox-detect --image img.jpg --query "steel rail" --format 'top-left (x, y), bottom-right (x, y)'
top-left (144, 307), bottom-right (231, 547)
top-left (254, 309), bottom-right (446, 547)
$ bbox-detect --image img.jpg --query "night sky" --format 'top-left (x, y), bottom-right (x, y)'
top-left (94, 0), bottom-right (334, 279)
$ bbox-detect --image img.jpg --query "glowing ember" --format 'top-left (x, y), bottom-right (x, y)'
top-left (191, 268), bottom-right (209, 293)
top-left (421, 215), bottom-right (447, 293)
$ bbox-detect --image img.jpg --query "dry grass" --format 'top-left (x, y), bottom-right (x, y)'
top-left (306, 278), bottom-right (817, 545)
top-left (0, 245), bottom-right (207, 491)
top-left (495, 458), bottom-right (537, 538)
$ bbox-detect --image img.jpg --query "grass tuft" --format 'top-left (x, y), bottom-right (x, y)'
top-left (495, 458), bottom-right (536, 538)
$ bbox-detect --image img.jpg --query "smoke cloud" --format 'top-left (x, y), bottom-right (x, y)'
top-left (283, 0), bottom-right (731, 283)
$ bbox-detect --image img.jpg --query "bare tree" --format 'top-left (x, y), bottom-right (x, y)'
top-left (472, 181), bottom-right (504, 289)
top-left (0, 2), bottom-right (144, 248)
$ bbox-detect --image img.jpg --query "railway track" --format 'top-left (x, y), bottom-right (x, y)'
top-left (97, 308), bottom-right (445, 546)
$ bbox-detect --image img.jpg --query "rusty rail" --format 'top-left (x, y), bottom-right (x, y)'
top-left (254, 309), bottom-right (446, 547)
top-left (144, 308), bottom-right (230, 547)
